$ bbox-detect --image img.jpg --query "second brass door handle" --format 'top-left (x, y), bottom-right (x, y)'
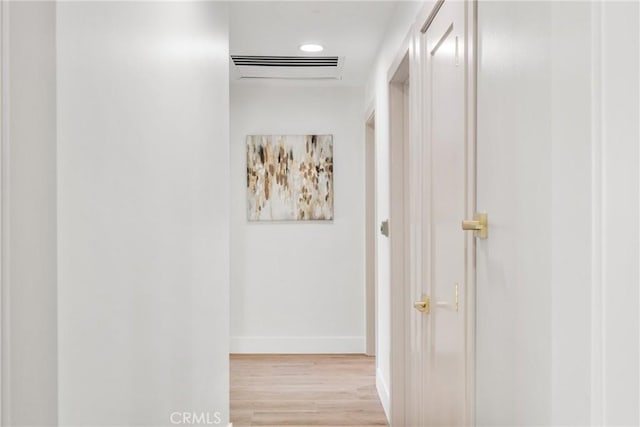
top-left (414, 285), bottom-right (459, 315)
top-left (413, 296), bottom-right (430, 314)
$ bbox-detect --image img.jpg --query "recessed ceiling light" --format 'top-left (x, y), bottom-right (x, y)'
top-left (299, 43), bottom-right (324, 53)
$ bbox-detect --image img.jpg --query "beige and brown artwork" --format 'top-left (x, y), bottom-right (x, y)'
top-left (247, 135), bottom-right (333, 221)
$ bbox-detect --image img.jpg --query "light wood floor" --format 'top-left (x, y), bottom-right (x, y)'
top-left (230, 354), bottom-right (389, 427)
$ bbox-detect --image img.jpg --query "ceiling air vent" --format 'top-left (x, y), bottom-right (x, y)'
top-left (231, 55), bottom-right (344, 80)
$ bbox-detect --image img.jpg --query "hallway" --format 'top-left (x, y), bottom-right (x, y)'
top-left (1, 0), bottom-right (639, 426)
top-left (230, 355), bottom-right (388, 426)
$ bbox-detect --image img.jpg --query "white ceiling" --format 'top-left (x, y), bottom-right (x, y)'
top-left (229, 1), bottom-right (400, 86)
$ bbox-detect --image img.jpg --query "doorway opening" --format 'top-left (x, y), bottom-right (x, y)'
top-left (228, 2), bottom-right (393, 425)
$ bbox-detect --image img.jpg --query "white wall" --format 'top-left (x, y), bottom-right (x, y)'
top-left (56, 3), bottom-right (230, 425)
top-left (3, 2), bottom-right (58, 425)
top-left (363, 1), bottom-right (423, 417)
top-left (598, 2), bottom-right (639, 423)
top-left (230, 84), bottom-right (365, 354)
top-left (476, 1), bottom-right (639, 425)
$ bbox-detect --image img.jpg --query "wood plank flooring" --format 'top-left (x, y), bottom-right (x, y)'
top-left (230, 354), bottom-right (389, 427)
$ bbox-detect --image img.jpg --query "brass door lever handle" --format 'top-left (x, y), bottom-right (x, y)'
top-left (462, 220), bottom-right (483, 230)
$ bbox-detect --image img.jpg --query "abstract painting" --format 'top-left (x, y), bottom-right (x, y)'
top-left (246, 134), bottom-right (333, 221)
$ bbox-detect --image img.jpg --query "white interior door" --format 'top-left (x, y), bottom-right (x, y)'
top-left (422, 0), bottom-right (471, 425)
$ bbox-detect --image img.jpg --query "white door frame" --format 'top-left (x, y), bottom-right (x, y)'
top-left (365, 103), bottom-right (376, 357)
top-left (388, 29), bottom-right (413, 427)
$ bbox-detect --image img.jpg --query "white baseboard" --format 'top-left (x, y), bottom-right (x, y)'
top-left (230, 336), bottom-right (365, 354)
top-left (376, 367), bottom-right (390, 423)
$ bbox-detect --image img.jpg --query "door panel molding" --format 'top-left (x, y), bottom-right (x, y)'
top-left (1, 3), bottom-right (7, 423)
top-left (421, 0), bottom-right (445, 34)
top-left (464, 0), bottom-right (478, 424)
top-left (589, 2), bottom-right (604, 424)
